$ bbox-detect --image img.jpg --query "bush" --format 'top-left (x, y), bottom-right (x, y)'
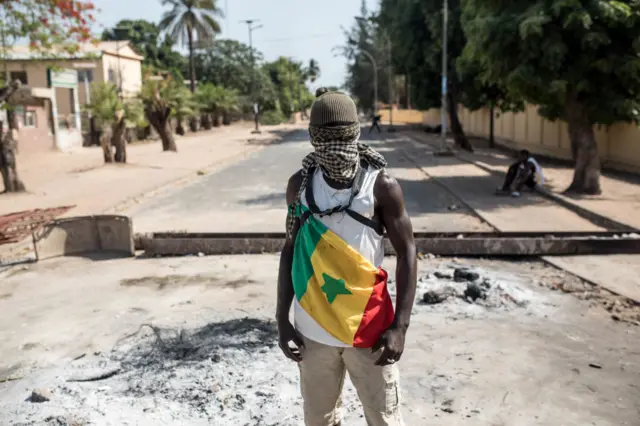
top-left (260, 110), bottom-right (286, 126)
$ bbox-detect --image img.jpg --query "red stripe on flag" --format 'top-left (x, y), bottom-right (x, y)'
top-left (353, 268), bottom-right (394, 348)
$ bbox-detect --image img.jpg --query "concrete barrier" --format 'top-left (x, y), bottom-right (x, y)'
top-left (139, 231), bottom-right (640, 257)
top-left (34, 215), bottom-right (134, 260)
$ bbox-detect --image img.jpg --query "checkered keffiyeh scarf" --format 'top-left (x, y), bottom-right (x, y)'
top-left (286, 123), bottom-right (387, 237)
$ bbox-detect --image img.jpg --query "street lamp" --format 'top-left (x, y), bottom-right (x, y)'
top-left (381, 30), bottom-right (395, 132)
top-left (344, 38), bottom-right (378, 116)
top-left (439, 0), bottom-right (451, 154)
top-left (241, 19), bottom-right (263, 134)
top-left (355, 17), bottom-right (394, 131)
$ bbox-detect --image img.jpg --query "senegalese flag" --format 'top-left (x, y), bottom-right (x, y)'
top-left (292, 205), bottom-right (394, 348)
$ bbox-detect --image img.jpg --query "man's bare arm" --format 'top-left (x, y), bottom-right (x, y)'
top-left (276, 170), bottom-right (304, 362)
top-left (372, 171), bottom-right (417, 364)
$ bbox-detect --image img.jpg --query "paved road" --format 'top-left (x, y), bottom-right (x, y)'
top-left (127, 129), bottom-right (491, 233)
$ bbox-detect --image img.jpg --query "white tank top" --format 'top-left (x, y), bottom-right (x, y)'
top-left (293, 166), bottom-right (385, 347)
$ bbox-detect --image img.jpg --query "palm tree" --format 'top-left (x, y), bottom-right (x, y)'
top-left (140, 75), bottom-right (185, 151)
top-left (85, 82), bottom-right (145, 163)
top-left (159, 0), bottom-right (223, 93)
top-left (173, 86), bottom-right (199, 135)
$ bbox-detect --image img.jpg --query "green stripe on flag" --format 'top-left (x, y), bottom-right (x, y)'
top-left (292, 205), bottom-right (326, 301)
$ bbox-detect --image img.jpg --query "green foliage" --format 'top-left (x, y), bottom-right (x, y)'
top-left (340, 0), bottom-right (391, 111)
top-left (260, 110), bottom-right (286, 126)
top-left (193, 39), bottom-right (261, 93)
top-left (461, 0), bottom-right (640, 125)
top-left (140, 76), bottom-right (185, 117)
top-left (195, 83), bottom-right (239, 115)
top-left (263, 57), bottom-right (312, 118)
top-left (159, 0), bottom-right (223, 47)
top-left (102, 19), bottom-right (186, 79)
top-left (172, 85), bottom-right (199, 121)
top-left (159, 0), bottom-right (224, 92)
top-left (84, 82), bottom-right (145, 128)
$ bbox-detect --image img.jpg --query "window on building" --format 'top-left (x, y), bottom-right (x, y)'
top-left (77, 69), bottom-right (94, 83)
top-left (108, 69), bottom-right (116, 83)
top-left (9, 71), bottom-right (28, 85)
top-left (24, 111), bottom-right (37, 128)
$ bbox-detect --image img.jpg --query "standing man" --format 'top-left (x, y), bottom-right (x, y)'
top-left (276, 88), bottom-right (417, 426)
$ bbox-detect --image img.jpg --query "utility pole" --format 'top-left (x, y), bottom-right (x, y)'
top-left (358, 49), bottom-right (378, 117)
top-left (383, 31), bottom-right (395, 132)
top-left (241, 19), bottom-right (262, 134)
top-left (440, 0), bottom-right (449, 153)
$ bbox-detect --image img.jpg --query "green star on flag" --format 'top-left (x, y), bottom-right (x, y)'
top-left (321, 273), bottom-right (352, 304)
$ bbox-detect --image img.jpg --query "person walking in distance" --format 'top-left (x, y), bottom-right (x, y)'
top-left (276, 87), bottom-right (417, 426)
top-left (369, 112), bottom-right (382, 134)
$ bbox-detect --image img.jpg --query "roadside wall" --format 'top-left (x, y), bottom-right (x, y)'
top-left (421, 105), bottom-right (640, 174)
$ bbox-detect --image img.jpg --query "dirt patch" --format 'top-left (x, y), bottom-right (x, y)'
top-left (540, 268), bottom-right (640, 325)
top-left (222, 277), bottom-right (257, 289)
top-left (120, 274), bottom-right (220, 290)
top-left (0, 293), bottom-right (12, 300)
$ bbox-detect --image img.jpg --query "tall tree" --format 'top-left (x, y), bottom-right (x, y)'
top-left (341, 0), bottom-right (390, 112)
top-left (192, 39), bottom-right (261, 94)
top-left (159, 0), bottom-right (223, 93)
top-left (0, 0), bottom-right (96, 193)
top-left (462, 0), bottom-right (640, 194)
top-left (379, 0), bottom-right (521, 151)
top-left (84, 82), bottom-right (145, 163)
top-left (102, 19), bottom-right (186, 79)
top-left (263, 57), bottom-right (312, 119)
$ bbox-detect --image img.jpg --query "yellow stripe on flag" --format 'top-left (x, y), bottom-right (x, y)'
top-left (298, 228), bottom-right (379, 345)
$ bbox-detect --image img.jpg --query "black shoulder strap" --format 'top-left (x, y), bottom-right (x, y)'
top-left (303, 163), bottom-right (384, 235)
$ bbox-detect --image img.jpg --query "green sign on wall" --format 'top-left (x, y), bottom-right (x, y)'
top-left (47, 69), bottom-right (78, 89)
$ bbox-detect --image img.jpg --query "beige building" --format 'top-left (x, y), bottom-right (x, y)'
top-left (3, 41), bottom-right (143, 154)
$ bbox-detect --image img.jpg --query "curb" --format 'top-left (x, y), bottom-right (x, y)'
top-left (404, 131), bottom-right (638, 233)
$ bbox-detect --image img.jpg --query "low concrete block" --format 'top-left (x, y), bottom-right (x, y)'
top-left (34, 215), bottom-right (134, 260)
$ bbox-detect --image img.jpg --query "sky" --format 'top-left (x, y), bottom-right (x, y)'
top-left (91, 0), bottom-right (380, 89)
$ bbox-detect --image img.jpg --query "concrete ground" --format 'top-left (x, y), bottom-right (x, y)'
top-left (1, 123), bottom-right (295, 217)
top-left (0, 254), bottom-right (638, 425)
top-left (125, 129), bottom-right (494, 233)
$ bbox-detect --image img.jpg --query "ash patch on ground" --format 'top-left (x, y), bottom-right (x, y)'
top-left (5, 317), bottom-right (324, 426)
top-left (387, 260), bottom-right (550, 320)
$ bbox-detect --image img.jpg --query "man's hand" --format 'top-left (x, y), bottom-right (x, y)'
top-left (278, 320), bottom-right (305, 362)
top-left (371, 326), bottom-right (406, 366)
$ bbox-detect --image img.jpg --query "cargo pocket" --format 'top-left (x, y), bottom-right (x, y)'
top-left (383, 368), bottom-right (400, 417)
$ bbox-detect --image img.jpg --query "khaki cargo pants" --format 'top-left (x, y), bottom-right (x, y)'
top-left (299, 336), bottom-right (404, 426)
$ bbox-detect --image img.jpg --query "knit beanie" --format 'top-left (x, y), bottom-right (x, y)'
top-left (309, 89), bottom-right (358, 127)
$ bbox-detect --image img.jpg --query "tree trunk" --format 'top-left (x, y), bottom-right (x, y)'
top-left (213, 114), bottom-right (221, 127)
top-left (100, 125), bottom-right (114, 163)
top-left (157, 119), bottom-right (177, 152)
top-left (489, 102), bottom-right (495, 149)
top-left (447, 83), bottom-right (473, 152)
top-left (0, 120), bottom-right (26, 193)
top-left (176, 120), bottom-right (185, 136)
top-left (112, 119), bottom-right (127, 163)
top-left (565, 95), bottom-right (601, 195)
top-left (222, 112), bottom-right (231, 126)
top-left (200, 114), bottom-right (211, 130)
top-left (189, 117), bottom-right (198, 132)
top-left (187, 25), bottom-right (196, 93)
top-left (146, 107), bottom-right (177, 152)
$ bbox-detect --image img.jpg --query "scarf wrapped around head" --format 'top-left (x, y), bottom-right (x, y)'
top-left (286, 119), bottom-right (387, 237)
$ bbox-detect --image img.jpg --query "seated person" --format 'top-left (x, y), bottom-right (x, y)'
top-left (497, 150), bottom-right (545, 197)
